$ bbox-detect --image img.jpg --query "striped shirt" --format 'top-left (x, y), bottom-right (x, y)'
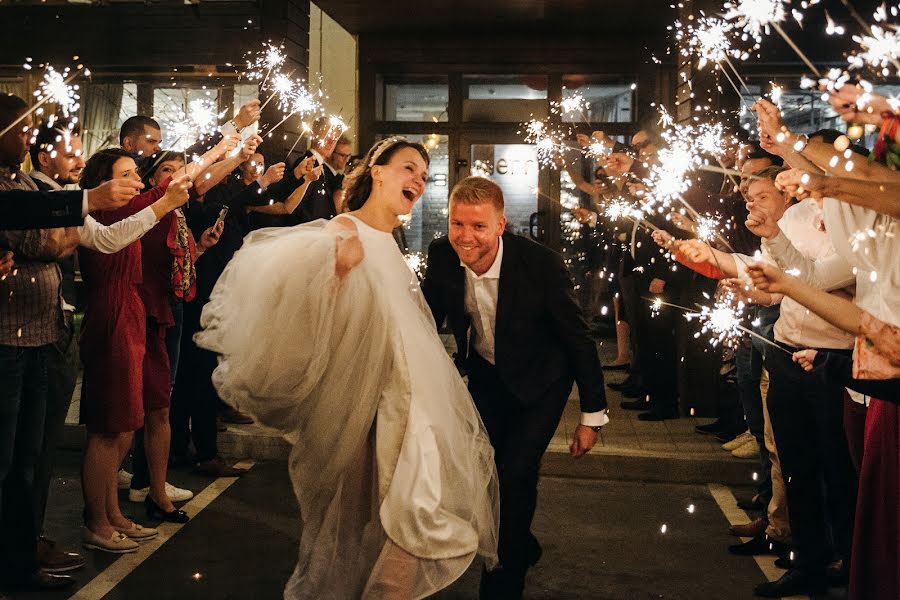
top-left (0, 168), bottom-right (64, 347)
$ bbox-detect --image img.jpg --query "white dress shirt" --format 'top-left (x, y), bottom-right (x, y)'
top-left (29, 170), bottom-right (159, 254)
top-left (734, 199), bottom-right (855, 351)
top-left (462, 237), bottom-right (609, 427)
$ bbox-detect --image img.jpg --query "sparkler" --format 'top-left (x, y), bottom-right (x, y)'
top-left (159, 97), bottom-right (226, 152)
top-left (404, 251), bottom-right (427, 281)
top-left (0, 63), bottom-right (88, 139)
top-left (724, 0), bottom-right (822, 77)
top-left (519, 117), bottom-right (573, 168)
top-left (245, 42), bottom-right (286, 89)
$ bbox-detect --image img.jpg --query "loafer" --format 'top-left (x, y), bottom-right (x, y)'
top-left (114, 522), bottom-right (159, 541)
top-left (753, 568), bottom-right (826, 597)
top-left (37, 538), bottom-right (85, 573)
top-left (129, 482), bottom-right (194, 503)
top-left (82, 527), bottom-right (139, 553)
top-left (826, 559), bottom-right (849, 587)
top-left (729, 517), bottom-right (767, 538)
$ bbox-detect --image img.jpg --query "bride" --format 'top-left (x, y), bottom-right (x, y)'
top-left (195, 137), bottom-right (499, 599)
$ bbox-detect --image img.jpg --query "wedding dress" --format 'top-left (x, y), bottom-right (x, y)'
top-left (195, 214), bottom-right (499, 599)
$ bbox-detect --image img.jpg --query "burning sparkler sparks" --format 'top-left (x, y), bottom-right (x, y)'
top-left (685, 294), bottom-right (747, 348)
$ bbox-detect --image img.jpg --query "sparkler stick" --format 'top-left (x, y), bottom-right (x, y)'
top-left (771, 22), bottom-right (823, 77)
top-left (723, 55), bottom-right (754, 95)
top-left (698, 164), bottom-right (766, 180)
top-left (645, 298), bottom-right (791, 354)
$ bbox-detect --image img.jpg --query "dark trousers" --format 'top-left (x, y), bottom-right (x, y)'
top-left (617, 265), bottom-right (642, 383)
top-left (34, 322), bottom-right (77, 533)
top-left (132, 297), bottom-right (183, 488)
top-left (170, 299), bottom-right (219, 462)
top-left (735, 342), bottom-right (772, 505)
top-left (632, 279), bottom-right (678, 413)
top-left (675, 278), bottom-right (720, 416)
top-left (0, 345), bottom-right (49, 582)
top-left (765, 347), bottom-right (857, 572)
top-left (467, 354), bottom-right (569, 599)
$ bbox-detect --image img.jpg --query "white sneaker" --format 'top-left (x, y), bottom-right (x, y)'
top-left (128, 482), bottom-right (194, 503)
top-left (117, 470), bottom-right (133, 490)
top-left (732, 438), bottom-right (761, 459)
top-left (722, 431), bottom-right (753, 451)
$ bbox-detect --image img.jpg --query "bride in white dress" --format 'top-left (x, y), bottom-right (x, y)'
top-left (195, 137), bottom-right (499, 599)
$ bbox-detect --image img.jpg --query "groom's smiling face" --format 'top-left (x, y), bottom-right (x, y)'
top-left (448, 201), bottom-right (506, 275)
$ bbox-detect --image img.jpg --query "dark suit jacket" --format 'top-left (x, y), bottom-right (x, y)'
top-left (30, 177), bottom-right (78, 308)
top-left (267, 150), bottom-right (337, 226)
top-left (0, 189), bottom-right (84, 230)
top-left (422, 233), bottom-right (606, 413)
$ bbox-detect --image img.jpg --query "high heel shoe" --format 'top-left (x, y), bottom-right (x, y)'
top-left (144, 497), bottom-right (189, 523)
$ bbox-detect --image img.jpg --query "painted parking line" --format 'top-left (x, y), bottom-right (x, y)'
top-left (707, 483), bottom-right (808, 600)
top-left (69, 460), bottom-right (256, 600)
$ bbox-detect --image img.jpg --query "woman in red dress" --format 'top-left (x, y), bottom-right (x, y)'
top-left (77, 149), bottom-right (193, 553)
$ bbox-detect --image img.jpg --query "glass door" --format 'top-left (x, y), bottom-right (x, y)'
top-left (457, 134), bottom-right (558, 251)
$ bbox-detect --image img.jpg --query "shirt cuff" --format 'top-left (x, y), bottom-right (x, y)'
top-left (136, 205), bottom-right (159, 226)
top-left (588, 212), bottom-right (598, 228)
top-left (82, 190), bottom-right (89, 217)
top-left (761, 229), bottom-right (790, 258)
top-left (581, 410), bottom-right (609, 427)
top-left (256, 177), bottom-right (267, 192)
top-left (220, 121), bottom-right (239, 136)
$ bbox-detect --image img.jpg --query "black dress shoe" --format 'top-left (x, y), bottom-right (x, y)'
top-left (17, 570), bottom-right (76, 591)
top-left (620, 399), bottom-right (651, 411)
top-left (826, 559), bottom-right (849, 587)
top-left (753, 568), bottom-right (826, 597)
top-left (695, 420), bottom-right (729, 435)
top-left (145, 497), bottom-right (189, 523)
top-left (773, 553), bottom-right (793, 569)
top-left (729, 534), bottom-right (789, 556)
top-left (638, 409), bottom-right (678, 422)
top-left (622, 386), bottom-right (647, 399)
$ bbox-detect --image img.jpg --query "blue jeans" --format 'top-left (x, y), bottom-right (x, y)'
top-left (0, 344), bottom-right (49, 581)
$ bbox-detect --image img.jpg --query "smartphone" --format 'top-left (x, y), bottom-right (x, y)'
top-left (214, 206), bottom-right (229, 228)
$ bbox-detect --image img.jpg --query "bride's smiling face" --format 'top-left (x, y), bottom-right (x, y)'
top-left (372, 146), bottom-right (428, 216)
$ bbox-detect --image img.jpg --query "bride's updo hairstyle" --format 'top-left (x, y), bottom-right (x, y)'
top-left (343, 136), bottom-right (430, 211)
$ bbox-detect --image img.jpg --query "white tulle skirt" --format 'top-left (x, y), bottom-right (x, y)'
top-left (195, 220), bottom-right (498, 599)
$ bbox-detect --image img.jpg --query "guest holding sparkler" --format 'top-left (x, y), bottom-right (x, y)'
top-left (77, 135), bottom-right (235, 552)
top-left (679, 163), bottom-right (857, 597)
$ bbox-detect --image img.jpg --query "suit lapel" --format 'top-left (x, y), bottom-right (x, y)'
top-left (495, 234), bottom-right (516, 347)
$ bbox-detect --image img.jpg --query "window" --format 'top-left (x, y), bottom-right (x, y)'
top-left (463, 74), bottom-right (548, 122)
top-left (739, 85), bottom-right (840, 134)
top-left (562, 75), bottom-right (634, 123)
top-left (376, 75), bottom-right (448, 122)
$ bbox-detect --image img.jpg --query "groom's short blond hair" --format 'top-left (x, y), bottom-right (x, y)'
top-left (449, 176), bottom-right (505, 214)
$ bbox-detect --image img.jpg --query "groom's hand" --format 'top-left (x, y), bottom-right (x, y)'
top-left (570, 425), bottom-right (598, 458)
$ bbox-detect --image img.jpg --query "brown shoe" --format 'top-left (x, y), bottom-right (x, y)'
top-left (37, 537), bottom-right (85, 573)
top-left (194, 457), bottom-right (248, 477)
top-left (219, 408), bottom-right (254, 425)
top-left (729, 516), bottom-right (767, 537)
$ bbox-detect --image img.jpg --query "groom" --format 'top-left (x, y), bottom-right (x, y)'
top-left (422, 176), bottom-right (608, 599)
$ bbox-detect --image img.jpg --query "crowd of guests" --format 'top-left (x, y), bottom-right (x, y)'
top-left (565, 86), bottom-right (897, 598)
top-left (0, 77), bottom-right (897, 599)
top-left (0, 94), bottom-right (351, 592)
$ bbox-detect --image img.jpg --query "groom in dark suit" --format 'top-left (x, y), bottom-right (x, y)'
top-left (422, 176), bottom-right (608, 599)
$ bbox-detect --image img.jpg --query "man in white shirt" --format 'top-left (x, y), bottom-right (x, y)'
top-left (679, 172), bottom-right (857, 598)
top-left (422, 176), bottom-right (608, 600)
